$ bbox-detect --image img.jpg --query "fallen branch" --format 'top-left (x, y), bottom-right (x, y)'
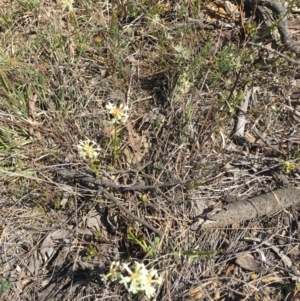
top-left (54, 168), bottom-right (164, 236)
top-left (199, 187), bottom-right (300, 228)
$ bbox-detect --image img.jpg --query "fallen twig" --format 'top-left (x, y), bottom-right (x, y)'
top-left (233, 87), bottom-right (252, 138)
top-left (97, 186), bottom-right (164, 236)
top-left (196, 187), bottom-right (300, 229)
top-left (247, 41), bottom-right (300, 64)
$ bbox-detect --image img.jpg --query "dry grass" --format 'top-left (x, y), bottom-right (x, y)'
top-left (1, 0), bottom-right (300, 300)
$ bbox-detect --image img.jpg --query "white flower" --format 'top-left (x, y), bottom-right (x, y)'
top-left (178, 72), bottom-right (193, 94)
top-left (62, 0), bottom-right (74, 10)
top-left (164, 32), bottom-right (173, 40)
top-left (122, 262), bottom-right (148, 293)
top-left (122, 262), bottom-right (133, 274)
top-left (102, 261), bottom-right (121, 282)
top-left (103, 261), bottom-right (163, 299)
top-left (144, 283), bottom-right (156, 298)
top-left (150, 14), bottom-right (160, 25)
top-left (119, 274), bottom-right (131, 289)
top-left (141, 269), bottom-right (163, 298)
top-left (77, 139), bottom-right (101, 161)
top-left (173, 44), bottom-right (191, 60)
top-left (106, 102), bottom-right (129, 124)
top-left (147, 269), bottom-right (163, 285)
top-left (100, 273), bottom-right (108, 283)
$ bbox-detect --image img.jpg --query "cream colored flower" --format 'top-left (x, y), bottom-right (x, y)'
top-left (122, 262), bottom-right (148, 293)
top-left (106, 102), bottom-right (129, 124)
top-left (173, 44), bottom-right (191, 60)
top-left (101, 261), bottom-right (163, 299)
top-left (77, 139), bottom-right (101, 161)
top-left (143, 283), bottom-right (156, 298)
top-left (150, 14), bottom-right (160, 25)
top-left (102, 261), bottom-right (121, 282)
top-left (118, 274), bottom-right (131, 289)
top-left (61, 0), bottom-right (74, 10)
top-left (131, 268), bottom-right (162, 298)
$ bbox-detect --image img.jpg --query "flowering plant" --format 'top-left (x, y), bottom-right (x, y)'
top-left (77, 139), bottom-right (101, 161)
top-left (77, 139), bottom-right (101, 176)
top-left (62, 0), bottom-right (74, 10)
top-left (106, 102), bottom-right (129, 125)
top-left (105, 102), bottom-right (129, 163)
top-left (101, 261), bottom-right (163, 299)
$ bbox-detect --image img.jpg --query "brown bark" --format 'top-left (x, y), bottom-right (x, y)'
top-left (201, 188), bottom-right (300, 228)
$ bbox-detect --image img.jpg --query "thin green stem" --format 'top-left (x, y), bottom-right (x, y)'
top-left (112, 124), bottom-right (118, 164)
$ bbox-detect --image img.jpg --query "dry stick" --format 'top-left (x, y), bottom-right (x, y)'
top-left (247, 41), bottom-right (300, 64)
top-left (54, 168), bottom-right (222, 191)
top-left (168, 18), bottom-right (235, 30)
top-left (55, 169), bottom-right (165, 235)
top-left (233, 87), bottom-right (251, 138)
top-left (252, 126), bottom-right (285, 155)
top-left (55, 169), bottom-right (300, 230)
top-left (201, 187), bottom-right (300, 229)
top-left (233, 86), bottom-right (282, 155)
top-left (53, 167), bottom-right (225, 235)
top-left (56, 168), bottom-right (175, 190)
top-left (97, 186), bottom-right (164, 236)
